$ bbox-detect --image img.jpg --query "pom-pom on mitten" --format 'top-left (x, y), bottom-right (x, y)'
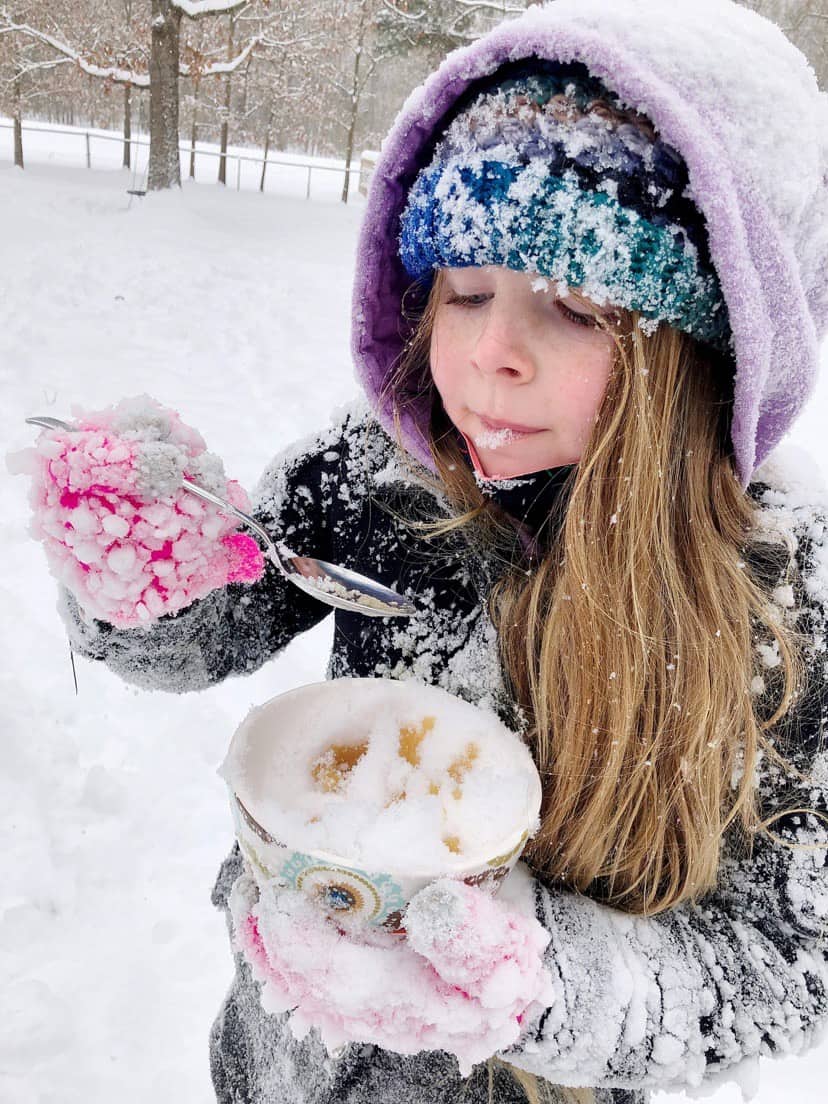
top-left (403, 878), bottom-right (552, 1011)
top-left (10, 395), bottom-right (265, 628)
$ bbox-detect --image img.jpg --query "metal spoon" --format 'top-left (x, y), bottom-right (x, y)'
top-left (25, 416), bottom-right (415, 618)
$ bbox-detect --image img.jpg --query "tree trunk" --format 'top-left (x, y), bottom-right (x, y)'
top-left (148, 0), bottom-right (182, 190)
top-left (218, 15), bottom-right (236, 186)
top-left (189, 78), bottom-right (200, 179)
top-left (123, 85), bottom-right (132, 169)
top-left (189, 114), bottom-right (198, 178)
top-left (341, 106), bottom-right (358, 205)
top-left (259, 105), bottom-right (274, 193)
top-left (341, 0), bottom-right (367, 204)
top-left (13, 72), bottom-right (23, 169)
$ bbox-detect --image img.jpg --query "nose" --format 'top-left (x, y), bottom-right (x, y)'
top-left (470, 304), bottom-right (535, 382)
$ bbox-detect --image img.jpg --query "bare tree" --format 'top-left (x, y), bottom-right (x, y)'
top-left (345, 0), bottom-right (533, 200)
top-left (0, 0), bottom-right (537, 188)
top-left (0, 0), bottom-right (261, 187)
top-left (0, 3), bottom-right (76, 168)
top-left (147, 0), bottom-right (261, 188)
top-left (310, 0), bottom-right (398, 203)
top-left (113, 0), bottom-right (147, 168)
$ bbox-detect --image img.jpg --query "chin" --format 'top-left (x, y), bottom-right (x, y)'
top-left (481, 447), bottom-right (572, 478)
top-left (480, 452), bottom-right (539, 479)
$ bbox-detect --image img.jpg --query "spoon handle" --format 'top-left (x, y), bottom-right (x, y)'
top-left (180, 478), bottom-right (289, 578)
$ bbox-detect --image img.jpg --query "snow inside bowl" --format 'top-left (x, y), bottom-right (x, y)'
top-left (218, 678), bottom-right (542, 932)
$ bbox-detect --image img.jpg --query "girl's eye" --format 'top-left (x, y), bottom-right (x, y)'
top-left (556, 301), bottom-right (599, 328)
top-left (444, 292), bottom-right (491, 307)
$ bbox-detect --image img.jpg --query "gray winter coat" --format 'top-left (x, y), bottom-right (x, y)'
top-left (61, 401), bottom-right (828, 1104)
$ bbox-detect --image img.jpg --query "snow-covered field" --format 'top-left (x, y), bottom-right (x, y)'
top-left (1, 158), bottom-right (826, 1103)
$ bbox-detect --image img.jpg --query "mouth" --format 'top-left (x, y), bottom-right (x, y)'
top-left (477, 414), bottom-right (544, 438)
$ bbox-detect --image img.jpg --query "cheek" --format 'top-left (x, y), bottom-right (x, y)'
top-left (545, 350), bottom-right (613, 438)
top-left (429, 324), bottom-right (462, 401)
top-left (561, 348), bottom-right (613, 409)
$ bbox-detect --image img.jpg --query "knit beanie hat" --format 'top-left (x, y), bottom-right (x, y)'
top-left (398, 61), bottom-right (729, 350)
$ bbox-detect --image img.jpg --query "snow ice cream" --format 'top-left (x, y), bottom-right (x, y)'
top-left (219, 678), bottom-right (542, 930)
top-left (471, 425), bottom-right (522, 451)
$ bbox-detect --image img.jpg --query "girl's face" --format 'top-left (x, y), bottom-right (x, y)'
top-left (430, 266), bottom-right (618, 477)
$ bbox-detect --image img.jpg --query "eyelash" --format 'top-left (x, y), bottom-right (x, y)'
top-left (444, 292), bottom-right (598, 328)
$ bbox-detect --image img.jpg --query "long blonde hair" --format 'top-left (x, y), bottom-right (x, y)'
top-left (381, 270), bottom-right (817, 1103)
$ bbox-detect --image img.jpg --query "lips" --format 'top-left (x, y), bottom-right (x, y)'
top-left (477, 414), bottom-right (544, 436)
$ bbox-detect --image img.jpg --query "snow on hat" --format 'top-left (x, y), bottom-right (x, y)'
top-left (351, 0), bottom-right (828, 489)
top-left (398, 65), bottom-right (729, 350)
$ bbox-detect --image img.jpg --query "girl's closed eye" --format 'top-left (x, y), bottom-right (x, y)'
top-left (444, 291), bottom-right (491, 308)
top-left (556, 301), bottom-right (600, 328)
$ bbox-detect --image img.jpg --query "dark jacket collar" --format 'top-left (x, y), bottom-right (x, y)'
top-left (457, 435), bottom-right (576, 557)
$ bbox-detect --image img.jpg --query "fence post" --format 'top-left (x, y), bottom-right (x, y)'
top-left (306, 165), bottom-right (311, 200)
top-left (85, 131), bottom-right (91, 169)
top-left (236, 157), bottom-right (241, 191)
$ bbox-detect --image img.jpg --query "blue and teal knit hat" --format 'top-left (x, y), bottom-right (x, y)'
top-left (398, 62), bottom-right (730, 350)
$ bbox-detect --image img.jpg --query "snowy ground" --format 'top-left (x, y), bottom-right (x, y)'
top-left (1, 158), bottom-right (826, 1103)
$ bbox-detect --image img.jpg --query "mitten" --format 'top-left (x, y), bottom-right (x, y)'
top-left (10, 395), bottom-right (264, 628)
top-left (228, 872), bottom-right (555, 1077)
top-left (403, 877), bottom-right (552, 1011)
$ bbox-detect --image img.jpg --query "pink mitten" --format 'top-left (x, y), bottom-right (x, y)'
top-left (228, 873), bottom-right (554, 1076)
top-left (404, 878), bottom-right (552, 1011)
top-left (11, 395), bottom-right (264, 627)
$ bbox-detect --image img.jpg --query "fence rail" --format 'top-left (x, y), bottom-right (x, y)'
top-left (0, 120), bottom-right (367, 200)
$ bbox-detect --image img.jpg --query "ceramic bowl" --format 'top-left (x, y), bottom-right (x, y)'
top-left (219, 678), bottom-right (541, 931)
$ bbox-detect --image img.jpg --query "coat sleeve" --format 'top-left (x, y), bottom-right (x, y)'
top-left (500, 510), bottom-right (828, 1096)
top-left (58, 404), bottom-right (367, 694)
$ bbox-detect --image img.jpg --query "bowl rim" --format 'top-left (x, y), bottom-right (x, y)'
top-left (222, 678), bottom-right (542, 880)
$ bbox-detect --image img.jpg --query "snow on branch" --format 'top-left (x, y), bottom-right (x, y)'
top-left (170, 0), bottom-right (248, 17)
top-left (0, 19), bottom-right (259, 85)
top-left (451, 0), bottom-right (525, 12)
top-left (187, 36), bottom-right (258, 77)
top-left (0, 22), bottom-right (150, 86)
top-left (379, 0), bottom-right (425, 21)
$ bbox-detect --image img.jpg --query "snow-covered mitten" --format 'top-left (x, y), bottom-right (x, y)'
top-left (228, 872), bottom-right (554, 1076)
top-left (10, 395), bottom-right (264, 628)
top-left (404, 877), bottom-right (553, 1011)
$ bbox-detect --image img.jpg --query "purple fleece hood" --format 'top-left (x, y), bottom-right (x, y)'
top-left (351, 0), bottom-right (828, 489)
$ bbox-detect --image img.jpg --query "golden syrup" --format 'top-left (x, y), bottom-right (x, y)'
top-left (310, 741), bottom-right (368, 793)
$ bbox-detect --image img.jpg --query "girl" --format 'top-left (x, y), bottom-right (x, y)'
top-left (28, 1), bottom-right (828, 1101)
